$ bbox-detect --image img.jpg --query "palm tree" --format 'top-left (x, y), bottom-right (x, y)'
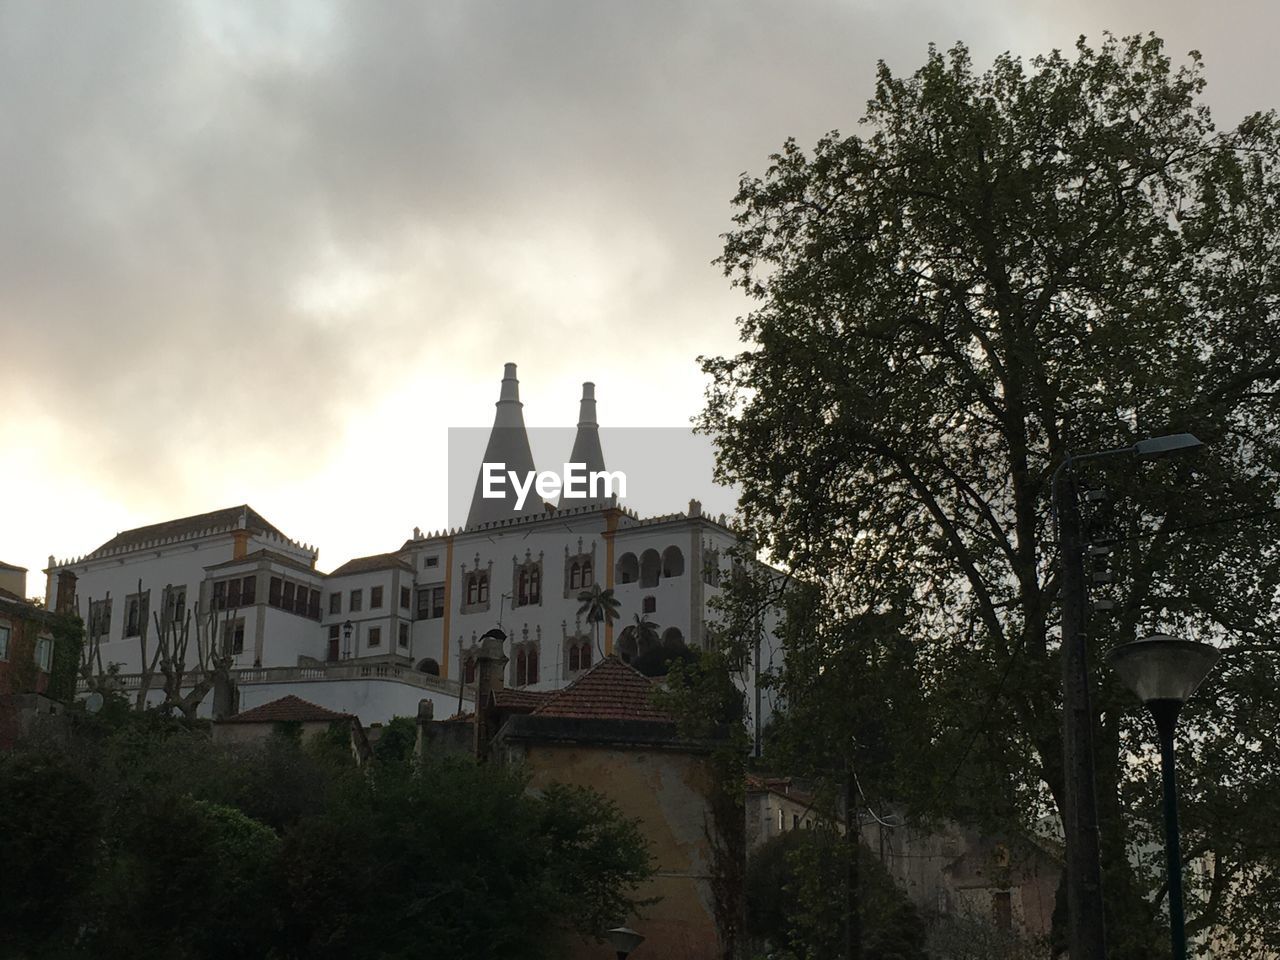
top-left (618, 613), bottom-right (661, 662)
top-left (576, 583), bottom-right (620, 659)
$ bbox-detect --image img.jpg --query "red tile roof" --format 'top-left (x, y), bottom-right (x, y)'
top-left (531, 657), bottom-right (672, 723)
top-left (219, 694), bottom-right (352, 724)
top-left (491, 688), bottom-right (552, 712)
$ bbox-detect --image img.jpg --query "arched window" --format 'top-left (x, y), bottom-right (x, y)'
top-left (416, 658), bottom-right (440, 675)
top-left (639, 549), bottom-right (661, 588)
top-left (581, 560), bottom-right (592, 587)
top-left (518, 569), bottom-right (529, 605)
top-left (514, 645), bottom-right (540, 687)
top-left (661, 546), bottom-right (685, 578)
top-left (616, 553), bottom-right (639, 584)
top-left (477, 573), bottom-right (489, 604)
top-left (569, 643), bottom-right (580, 672)
top-left (463, 656), bottom-right (477, 684)
top-left (529, 567), bottom-right (541, 604)
top-left (569, 562), bottom-right (581, 590)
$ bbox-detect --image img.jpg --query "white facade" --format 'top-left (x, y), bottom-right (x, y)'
top-left (47, 366), bottom-right (783, 728)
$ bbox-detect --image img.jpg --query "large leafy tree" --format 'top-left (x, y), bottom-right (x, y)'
top-left (702, 34), bottom-right (1280, 956)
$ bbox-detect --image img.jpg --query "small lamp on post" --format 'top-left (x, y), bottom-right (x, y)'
top-left (605, 926), bottom-right (644, 959)
top-left (1108, 634), bottom-right (1220, 960)
top-left (342, 620), bottom-right (353, 660)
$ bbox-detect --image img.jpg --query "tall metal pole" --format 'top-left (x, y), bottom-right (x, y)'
top-left (1053, 465), bottom-right (1108, 960)
top-left (845, 767), bottom-right (861, 960)
top-left (1150, 699), bottom-right (1188, 960)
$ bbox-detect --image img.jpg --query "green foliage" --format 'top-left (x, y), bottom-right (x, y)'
top-left (1, 710), bottom-right (653, 960)
top-left (0, 751), bottom-right (100, 957)
top-left (372, 714), bottom-right (418, 764)
top-left (46, 611), bottom-right (85, 702)
top-left (746, 829), bottom-right (927, 960)
top-left (703, 32), bottom-right (1280, 956)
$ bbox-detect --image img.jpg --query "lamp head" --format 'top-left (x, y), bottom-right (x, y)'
top-left (1132, 433), bottom-right (1203, 461)
top-left (606, 926), bottom-right (645, 957)
top-left (342, 620), bottom-right (353, 640)
top-left (1107, 634), bottom-right (1220, 705)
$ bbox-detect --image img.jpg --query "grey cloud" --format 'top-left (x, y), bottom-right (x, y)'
top-left (2, 0), bottom-right (1274, 527)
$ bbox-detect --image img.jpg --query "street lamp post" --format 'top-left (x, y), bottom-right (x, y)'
top-left (1108, 635), bottom-right (1220, 960)
top-left (342, 620), bottom-right (353, 660)
top-left (605, 926), bottom-right (644, 960)
top-left (1051, 432), bottom-right (1202, 960)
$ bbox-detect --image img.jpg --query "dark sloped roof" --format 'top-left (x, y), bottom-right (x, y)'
top-left (531, 656), bottom-right (672, 723)
top-left (91, 505), bottom-right (284, 556)
top-left (205, 549), bottom-right (318, 576)
top-left (219, 695), bottom-right (351, 724)
top-left (491, 688), bottom-right (552, 712)
top-left (328, 553), bottom-right (415, 577)
top-left (0, 560), bottom-right (27, 572)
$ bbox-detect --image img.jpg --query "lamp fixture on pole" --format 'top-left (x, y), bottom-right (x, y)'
top-left (1108, 634), bottom-right (1220, 960)
top-left (1051, 432), bottom-right (1203, 960)
top-left (342, 620), bottom-right (353, 660)
top-left (605, 927), bottom-right (644, 959)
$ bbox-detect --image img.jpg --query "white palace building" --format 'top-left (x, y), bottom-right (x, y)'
top-left (45, 364), bottom-right (782, 729)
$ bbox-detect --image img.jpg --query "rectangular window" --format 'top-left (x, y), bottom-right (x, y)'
top-left (124, 591), bottom-right (149, 637)
top-left (642, 596), bottom-right (656, 614)
top-left (371, 586), bottom-right (384, 609)
top-left (329, 592), bottom-right (342, 615)
top-left (213, 580), bottom-right (227, 611)
top-left (424, 555), bottom-right (439, 569)
top-left (34, 637), bottom-right (53, 672)
top-left (163, 585), bottom-right (187, 627)
top-left (309, 590), bottom-right (321, 619)
top-left (350, 589), bottom-right (363, 612)
top-left (269, 577), bottom-right (282, 607)
top-left (0, 624), bottom-right (10, 660)
top-left (89, 598), bottom-right (112, 638)
top-left (368, 626), bottom-right (382, 647)
top-left (282, 582), bottom-right (296, 612)
top-left (227, 577), bottom-right (242, 608)
top-left (992, 892), bottom-right (1012, 931)
top-left (222, 618), bottom-right (245, 655)
top-left (242, 575), bottom-right (257, 605)
top-left (398, 623), bottom-right (409, 648)
top-left (400, 586), bottom-right (411, 610)
top-left (417, 584), bottom-right (445, 620)
top-left (327, 624), bottom-right (340, 661)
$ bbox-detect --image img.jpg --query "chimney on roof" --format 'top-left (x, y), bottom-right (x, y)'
top-left (55, 569), bottom-right (77, 616)
top-left (414, 698), bottom-right (435, 758)
top-left (689, 498), bottom-right (702, 517)
top-left (473, 628), bottom-right (508, 760)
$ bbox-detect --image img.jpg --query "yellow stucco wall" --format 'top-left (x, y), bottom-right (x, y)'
top-left (520, 741), bottom-right (722, 960)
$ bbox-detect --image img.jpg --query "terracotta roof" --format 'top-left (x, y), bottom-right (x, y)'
top-left (91, 505), bottom-right (284, 556)
top-left (491, 688), bottom-right (552, 712)
top-left (328, 553), bottom-right (415, 577)
top-left (219, 695), bottom-right (352, 724)
top-left (531, 656), bottom-right (672, 723)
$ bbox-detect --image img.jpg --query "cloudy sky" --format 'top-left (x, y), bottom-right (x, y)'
top-left (3, 0), bottom-right (1275, 588)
